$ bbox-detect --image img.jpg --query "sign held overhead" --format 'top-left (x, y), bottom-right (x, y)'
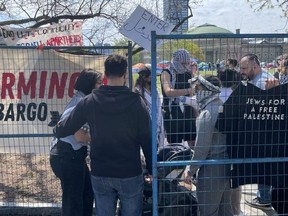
top-left (119, 5), bottom-right (174, 52)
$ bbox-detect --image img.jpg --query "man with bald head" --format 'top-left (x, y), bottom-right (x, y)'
top-left (240, 53), bottom-right (275, 90)
top-left (240, 53), bottom-right (274, 209)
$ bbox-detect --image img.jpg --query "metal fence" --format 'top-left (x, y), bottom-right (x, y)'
top-left (0, 44), bottom-right (132, 215)
top-left (150, 32), bottom-right (288, 216)
top-left (1, 33), bottom-right (288, 216)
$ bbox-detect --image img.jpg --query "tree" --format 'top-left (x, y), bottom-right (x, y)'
top-left (159, 39), bottom-right (205, 61)
top-left (247, 0), bottom-right (288, 18)
top-left (0, 0), bottom-right (134, 45)
top-left (0, 0), bottom-right (203, 46)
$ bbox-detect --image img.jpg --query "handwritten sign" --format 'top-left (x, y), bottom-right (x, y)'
top-left (243, 98), bottom-right (285, 120)
top-left (119, 5), bottom-right (175, 52)
top-left (217, 82), bottom-right (288, 188)
top-left (0, 21), bottom-right (83, 46)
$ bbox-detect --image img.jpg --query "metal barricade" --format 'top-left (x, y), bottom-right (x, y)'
top-left (0, 44), bottom-right (132, 215)
top-left (151, 32), bottom-right (288, 216)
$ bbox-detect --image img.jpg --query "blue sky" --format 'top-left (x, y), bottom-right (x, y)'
top-left (190, 0), bottom-right (287, 34)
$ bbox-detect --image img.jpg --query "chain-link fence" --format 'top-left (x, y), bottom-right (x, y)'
top-left (0, 44), bottom-right (132, 215)
top-left (1, 33), bottom-right (288, 215)
top-left (151, 33), bottom-right (288, 216)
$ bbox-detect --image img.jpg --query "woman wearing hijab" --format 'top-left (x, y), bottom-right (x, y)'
top-left (50, 68), bottom-right (103, 216)
top-left (184, 75), bottom-right (233, 216)
top-left (160, 49), bottom-right (197, 147)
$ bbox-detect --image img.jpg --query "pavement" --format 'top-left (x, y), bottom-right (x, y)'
top-left (0, 184), bottom-right (279, 216)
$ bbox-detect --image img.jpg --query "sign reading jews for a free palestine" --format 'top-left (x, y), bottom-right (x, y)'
top-left (243, 98), bottom-right (285, 120)
top-left (217, 82), bottom-right (288, 188)
top-left (119, 5), bottom-right (175, 52)
top-left (0, 21), bottom-right (83, 46)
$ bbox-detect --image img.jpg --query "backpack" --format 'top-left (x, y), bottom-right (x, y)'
top-left (157, 143), bottom-right (198, 216)
top-left (157, 143), bottom-right (193, 179)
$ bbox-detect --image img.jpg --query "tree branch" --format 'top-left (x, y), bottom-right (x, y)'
top-left (30, 13), bottom-right (102, 28)
top-left (0, 15), bottom-right (50, 26)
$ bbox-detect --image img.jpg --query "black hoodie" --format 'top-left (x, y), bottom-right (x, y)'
top-left (55, 85), bottom-right (152, 178)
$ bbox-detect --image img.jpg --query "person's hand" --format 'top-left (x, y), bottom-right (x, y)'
top-left (74, 128), bottom-right (91, 144)
top-left (188, 77), bottom-right (198, 91)
top-left (186, 87), bottom-right (194, 96)
top-left (183, 170), bottom-right (192, 184)
top-left (144, 174), bottom-right (153, 183)
top-left (265, 78), bottom-right (279, 89)
top-left (175, 96), bottom-right (187, 104)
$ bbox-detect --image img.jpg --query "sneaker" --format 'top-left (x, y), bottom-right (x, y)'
top-left (245, 197), bottom-right (272, 209)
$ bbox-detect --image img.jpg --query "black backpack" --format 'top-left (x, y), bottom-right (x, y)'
top-left (157, 143), bottom-right (193, 179)
top-left (157, 143), bottom-right (198, 216)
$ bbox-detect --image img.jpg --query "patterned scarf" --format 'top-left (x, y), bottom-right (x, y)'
top-left (168, 49), bottom-right (191, 88)
top-left (196, 91), bottom-right (220, 110)
top-left (280, 73), bottom-right (288, 84)
top-left (193, 75), bottom-right (221, 109)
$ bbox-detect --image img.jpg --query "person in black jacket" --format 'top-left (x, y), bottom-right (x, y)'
top-left (54, 54), bottom-right (152, 216)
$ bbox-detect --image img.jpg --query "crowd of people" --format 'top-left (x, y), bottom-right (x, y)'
top-left (49, 51), bottom-right (288, 216)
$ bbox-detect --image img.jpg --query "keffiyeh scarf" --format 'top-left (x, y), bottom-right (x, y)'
top-left (193, 75), bottom-right (221, 109)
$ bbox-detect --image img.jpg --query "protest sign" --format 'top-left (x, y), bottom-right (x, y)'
top-left (119, 5), bottom-right (174, 52)
top-left (0, 48), bottom-right (106, 153)
top-left (0, 21), bottom-right (83, 46)
top-left (217, 82), bottom-right (288, 188)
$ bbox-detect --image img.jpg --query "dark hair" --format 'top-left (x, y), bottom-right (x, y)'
top-left (227, 59), bottom-right (238, 68)
top-left (242, 53), bottom-right (260, 66)
top-left (134, 66), bottom-right (151, 96)
top-left (276, 54), bottom-right (288, 61)
top-left (218, 69), bottom-right (241, 88)
top-left (284, 58), bottom-right (288, 68)
top-left (138, 66), bottom-right (151, 77)
top-left (74, 68), bottom-right (102, 95)
top-left (205, 75), bottom-right (222, 88)
top-left (104, 54), bottom-right (128, 78)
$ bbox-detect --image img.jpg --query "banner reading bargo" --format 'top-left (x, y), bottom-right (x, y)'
top-left (0, 48), bottom-right (106, 153)
top-left (0, 21), bottom-right (83, 46)
top-left (119, 5), bottom-right (174, 52)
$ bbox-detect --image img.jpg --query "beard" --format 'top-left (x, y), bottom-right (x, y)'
top-left (241, 74), bottom-right (247, 80)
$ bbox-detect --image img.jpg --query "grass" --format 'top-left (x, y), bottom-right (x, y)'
top-left (131, 68), bottom-right (276, 96)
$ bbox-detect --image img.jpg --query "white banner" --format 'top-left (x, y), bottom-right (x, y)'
top-left (0, 21), bottom-right (83, 46)
top-left (0, 48), bottom-right (106, 153)
top-left (119, 5), bottom-right (174, 52)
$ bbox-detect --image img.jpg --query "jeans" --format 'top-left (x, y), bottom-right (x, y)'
top-left (257, 184), bottom-right (272, 203)
top-left (50, 141), bottom-right (94, 216)
top-left (91, 174), bottom-right (144, 216)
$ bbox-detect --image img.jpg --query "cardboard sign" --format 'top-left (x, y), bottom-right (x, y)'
top-left (119, 5), bottom-right (174, 51)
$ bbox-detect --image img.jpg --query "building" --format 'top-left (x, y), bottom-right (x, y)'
top-left (163, 0), bottom-right (188, 34)
top-left (186, 23), bottom-right (287, 64)
top-left (140, 23), bottom-right (287, 66)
